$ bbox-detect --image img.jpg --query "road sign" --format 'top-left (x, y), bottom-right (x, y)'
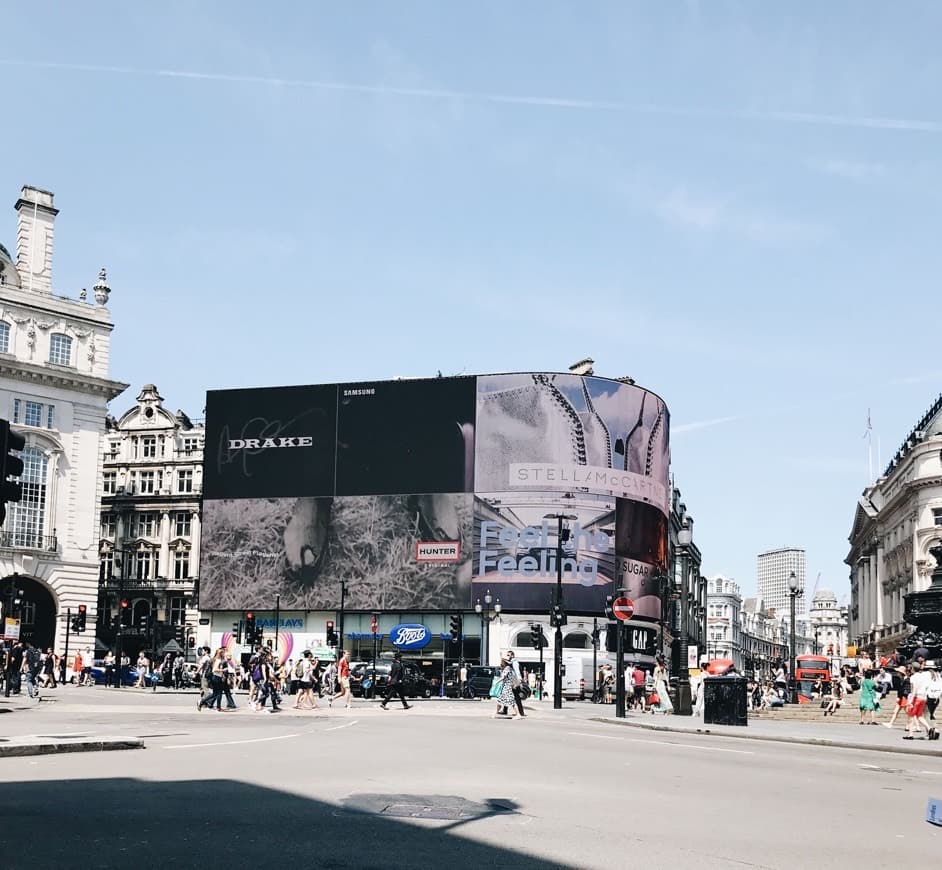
top-left (612, 597), bottom-right (634, 621)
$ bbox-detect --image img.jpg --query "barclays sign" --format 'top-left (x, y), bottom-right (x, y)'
top-left (389, 624), bottom-right (431, 650)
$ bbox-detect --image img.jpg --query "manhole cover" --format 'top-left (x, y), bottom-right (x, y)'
top-left (343, 794), bottom-right (518, 821)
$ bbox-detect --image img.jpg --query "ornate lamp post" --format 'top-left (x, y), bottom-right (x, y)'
top-left (474, 589), bottom-right (501, 666)
top-left (544, 512), bottom-right (577, 710)
top-left (675, 518), bottom-right (693, 715)
top-left (788, 571), bottom-right (803, 703)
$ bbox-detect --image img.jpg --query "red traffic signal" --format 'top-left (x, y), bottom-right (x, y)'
top-left (245, 611), bottom-right (254, 620)
top-left (188, 636), bottom-right (196, 648)
top-left (78, 604), bottom-right (87, 614)
top-left (370, 615), bottom-right (378, 634)
top-left (120, 598), bottom-right (129, 609)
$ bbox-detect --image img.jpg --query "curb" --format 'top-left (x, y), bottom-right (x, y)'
top-left (589, 717), bottom-right (942, 759)
top-left (0, 738), bottom-right (145, 759)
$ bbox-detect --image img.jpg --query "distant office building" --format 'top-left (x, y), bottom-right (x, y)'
top-left (757, 547), bottom-right (807, 618)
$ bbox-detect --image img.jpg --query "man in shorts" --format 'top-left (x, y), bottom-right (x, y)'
top-left (906, 663), bottom-right (937, 740)
top-left (632, 664), bottom-right (647, 712)
top-left (332, 650), bottom-right (353, 709)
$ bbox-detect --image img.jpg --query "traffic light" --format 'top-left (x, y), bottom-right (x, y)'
top-left (232, 619), bottom-right (243, 644)
top-left (550, 602), bottom-right (567, 628)
top-left (73, 604), bottom-right (87, 633)
top-left (175, 625), bottom-right (186, 647)
top-left (604, 595), bottom-right (615, 621)
top-left (449, 614), bottom-right (462, 641)
top-left (326, 619), bottom-right (337, 647)
top-left (0, 419), bottom-right (25, 526)
top-left (245, 611), bottom-right (256, 643)
top-left (370, 614), bottom-right (378, 635)
top-left (591, 625), bottom-right (601, 648)
top-left (188, 635), bottom-right (196, 648)
top-left (530, 623), bottom-right (545, 649)
top-left (138, 611), bottom-right (149, 632)
top-left (119, 598), bottom-right (131, 626)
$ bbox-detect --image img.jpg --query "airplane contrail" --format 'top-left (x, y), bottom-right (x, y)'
top-left (2, 58), bottom-right (941, 132)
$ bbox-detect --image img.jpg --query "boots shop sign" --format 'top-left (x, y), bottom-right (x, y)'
top-left (389, 624), bottom-right (431, 650)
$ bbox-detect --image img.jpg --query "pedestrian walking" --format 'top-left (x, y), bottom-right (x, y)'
top-left (293, 650), bottom-right (319, 710)
top-left (493, 656), bottom-right (517, 718)
top-left (197, 649), bottom-right (230, 712)
top-left (102, 651), bottom-right (115, 687)
top-left (904, 663), bottom-right (937, 740)
top-left (379, 653), bottom-right (412, 710)
top-left (22, 642), bottom-right (41, 699)
top-left (506, 651), bottom-right (526, 718)
top-left (41, 648), bottom-right (58, 688)
top-left (883, 666), bottom-right (911, 729)
top-left (332, 650), bottom-right (353, 709)
top-left (80, 647), bottom-right (95, 687)
top-left (253, 651), bottom-right (281, 713)
top-left (858, 670), bottom-right (878, 724)
top-left (652, 655), bottom-right (673, 714)
top-left (926, 663), bottom-right (941, 721)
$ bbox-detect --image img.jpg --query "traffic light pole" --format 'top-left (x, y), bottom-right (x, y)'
top-left (63, 607), bottom-right (71, 677)
top-left (338, 581), bottom-right (347, 656)
top-left (592, 617), bottom-right (598, 702)
top-left (615, 619), bottom-right (626, 719)
top-left (274, 594), bottom-right (280, 661)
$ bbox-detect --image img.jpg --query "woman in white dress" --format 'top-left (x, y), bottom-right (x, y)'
top-left (652, 655), bottom-right (673, 714)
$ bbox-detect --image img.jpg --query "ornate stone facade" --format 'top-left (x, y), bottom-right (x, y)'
top-left (847, 395), bottom-right (942, 654)
top-left (0, 185), bottom-right (128, 651)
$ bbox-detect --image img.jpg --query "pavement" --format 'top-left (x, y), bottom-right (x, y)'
top-left (1, 686), bottom-right (940, 869)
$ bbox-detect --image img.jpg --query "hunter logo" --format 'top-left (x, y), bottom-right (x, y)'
top-left (228, 436), bottom-right (314, 450)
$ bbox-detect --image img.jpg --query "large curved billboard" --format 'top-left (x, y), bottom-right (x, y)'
top-left (199, 373), bottom-right (669, 620)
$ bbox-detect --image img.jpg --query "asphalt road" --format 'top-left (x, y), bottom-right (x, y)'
top-left (1, 689), bottom-right (940, 869)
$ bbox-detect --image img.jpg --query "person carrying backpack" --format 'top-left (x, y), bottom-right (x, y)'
top-left (23, 642), bottom-right (42, 699)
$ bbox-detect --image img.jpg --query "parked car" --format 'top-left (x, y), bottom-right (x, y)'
top-left (89, 665), bottom-right (157, 687)
top-left (442, 664), bottom-right (499, 698)
top-left (351, 661), bottom-right (434, 699)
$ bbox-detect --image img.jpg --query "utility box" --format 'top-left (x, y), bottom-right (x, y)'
top-left (703, 674), bottom-right (748, 726)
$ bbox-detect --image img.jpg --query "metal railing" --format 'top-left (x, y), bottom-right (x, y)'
top-left (0, 531), bottom-right (58, 552)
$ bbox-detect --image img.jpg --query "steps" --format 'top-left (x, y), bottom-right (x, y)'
top-left (751, 698), bottom-right (888, 724)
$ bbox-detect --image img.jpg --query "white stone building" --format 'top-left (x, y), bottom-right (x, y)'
top-left (97, 385), bottom-right (204, 660)
top-left (0, 185), bottom-right (127, 651)
top-left (705, 574), bottom-right (743, 670)
top-left (808, 588), bottom-right (848, 659)
top-left (847, 395), bottom-right (942, 655)
top-left (756, 547), bottom-right (807, 618)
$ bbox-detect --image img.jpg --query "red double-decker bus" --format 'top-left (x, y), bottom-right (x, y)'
top-left (795, 654), bottom-right (831, 703)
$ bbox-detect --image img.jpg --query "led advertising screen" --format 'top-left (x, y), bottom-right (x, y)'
top-left (199, 373), bottom-right (669, 616)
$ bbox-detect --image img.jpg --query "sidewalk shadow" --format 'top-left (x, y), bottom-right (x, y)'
top-left (0, 777), bottom-right (569, 870)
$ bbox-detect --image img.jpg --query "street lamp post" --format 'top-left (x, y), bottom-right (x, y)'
top-left (788, 571), bottom-right (803, 703)
top-left (474, 590), bottom-right (501, 666)
top-left (675, 518), bottom-right (693, 715)
top-left (545, 513), bottom-right (577, 711)
top-left (337, 581), bottom-right (347, 657)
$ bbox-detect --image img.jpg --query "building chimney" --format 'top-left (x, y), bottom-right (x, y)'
top-left (15, 185), bottom-right (58, 293)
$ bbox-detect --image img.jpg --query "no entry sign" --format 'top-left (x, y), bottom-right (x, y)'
top-left (613, 597), bottom-right (634, 621)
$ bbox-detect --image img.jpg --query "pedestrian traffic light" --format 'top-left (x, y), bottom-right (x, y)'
top-left (0, 419), bottom-right (26, 526)
top-left (245, 611), bottom-right (256, 643)
top-left (119, 598), bottom-right (131, 626)
top-left (530, 623), bottom-right (545, 648)
top-left (326, 619), bottom-right (337, 647)
top-left (232, 619), bottom-right (243, 644)
top-left (449, 614), bottom-right (462, 641)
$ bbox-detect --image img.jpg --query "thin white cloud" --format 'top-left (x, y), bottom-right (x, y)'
top-left (2, 59), bottom-right (942, 133)
top-left (673, 415), bottom-right (743, 434)
top-left (811, 159), bottom-right (887, 180)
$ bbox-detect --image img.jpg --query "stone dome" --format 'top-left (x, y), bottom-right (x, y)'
top-left (0, 241), bottom-right (21, 288)
top-left (813, 588), bottom-right (837, 605)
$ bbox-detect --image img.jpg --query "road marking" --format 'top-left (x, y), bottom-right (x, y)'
top-left (325, 720), bottom-right (359, 732)
top-left (567, 731), bottom-right (620, 740)
top-left (624, 737), bottom-right (753, 755)
top-left (165, 733), bottom-right (300, 750)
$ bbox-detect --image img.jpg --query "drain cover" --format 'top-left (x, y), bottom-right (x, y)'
top-left (343, 794), bottom-right (517, 821)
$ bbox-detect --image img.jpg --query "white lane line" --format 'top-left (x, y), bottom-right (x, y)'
top-left (165, 733), bottom-right (300, 750)
top-left (625, 738), bottom-right (753, 755)
top-left (325, 720), bottom-right (359, 732)
top-left (920, 770), bottom-right (942, 775)
top-left (567, 731), bottom-right (621, 740)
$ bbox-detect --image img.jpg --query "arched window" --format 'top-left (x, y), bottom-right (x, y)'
top-left (563, 632), bottom-right (590, 649)
top-left (0, 321), bottom-right (9, 354)
top-left (6, 446), bottom-right (49, 548)
top-left (49, 332), bottom-right (72, 366)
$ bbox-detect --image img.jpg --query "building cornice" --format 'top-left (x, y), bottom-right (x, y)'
top-left (1, 285), bottom-right (114, 329)
top-left (0, 357), bottom-right (128, 400)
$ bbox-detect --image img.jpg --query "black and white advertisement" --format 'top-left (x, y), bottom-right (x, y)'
top-left (199, 372), bottom-right (670, 615)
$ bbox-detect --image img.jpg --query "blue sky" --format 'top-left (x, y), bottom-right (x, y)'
top-left (2, 2), bottom-right (941, 601)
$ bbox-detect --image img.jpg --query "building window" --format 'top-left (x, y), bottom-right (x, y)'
top-left (139, 471), bottom-right (156, 493)
top-left (135, 548), bottom-right (155, 580)
top-left (0, 321), bottom-right (9, 353)
top-left (100, 550), bottom-right (114, 580)
top-left (174, 512), bottom-right (191, 538)
top-left (177, 469), bottom-right (193, 493)
top-left (142, 437), bottom-right (157, 458)
top-left (933, 508), bottom-right (942, 527)
top-left (181, 437), bottom-right (200, 456)
top-left (133, 512), bottom-right (157, 538)
top-left (173, 549), bottom-right (190, 580)
top-left (6, 446), bottom-right (48, 547)
top-left (103, 472), bottom-right (116, 494)
top-left (100, 513), bottom-right (116, 539)
top-left (48, 333), bottom-right (72, 366)
top-left (24, 401), bottom-right (43, 428)
top-left (169, 596), bottom-right (186, 625)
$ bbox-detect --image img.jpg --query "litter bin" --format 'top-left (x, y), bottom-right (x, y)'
top-left (703, 674), bottom-right (748, 726)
